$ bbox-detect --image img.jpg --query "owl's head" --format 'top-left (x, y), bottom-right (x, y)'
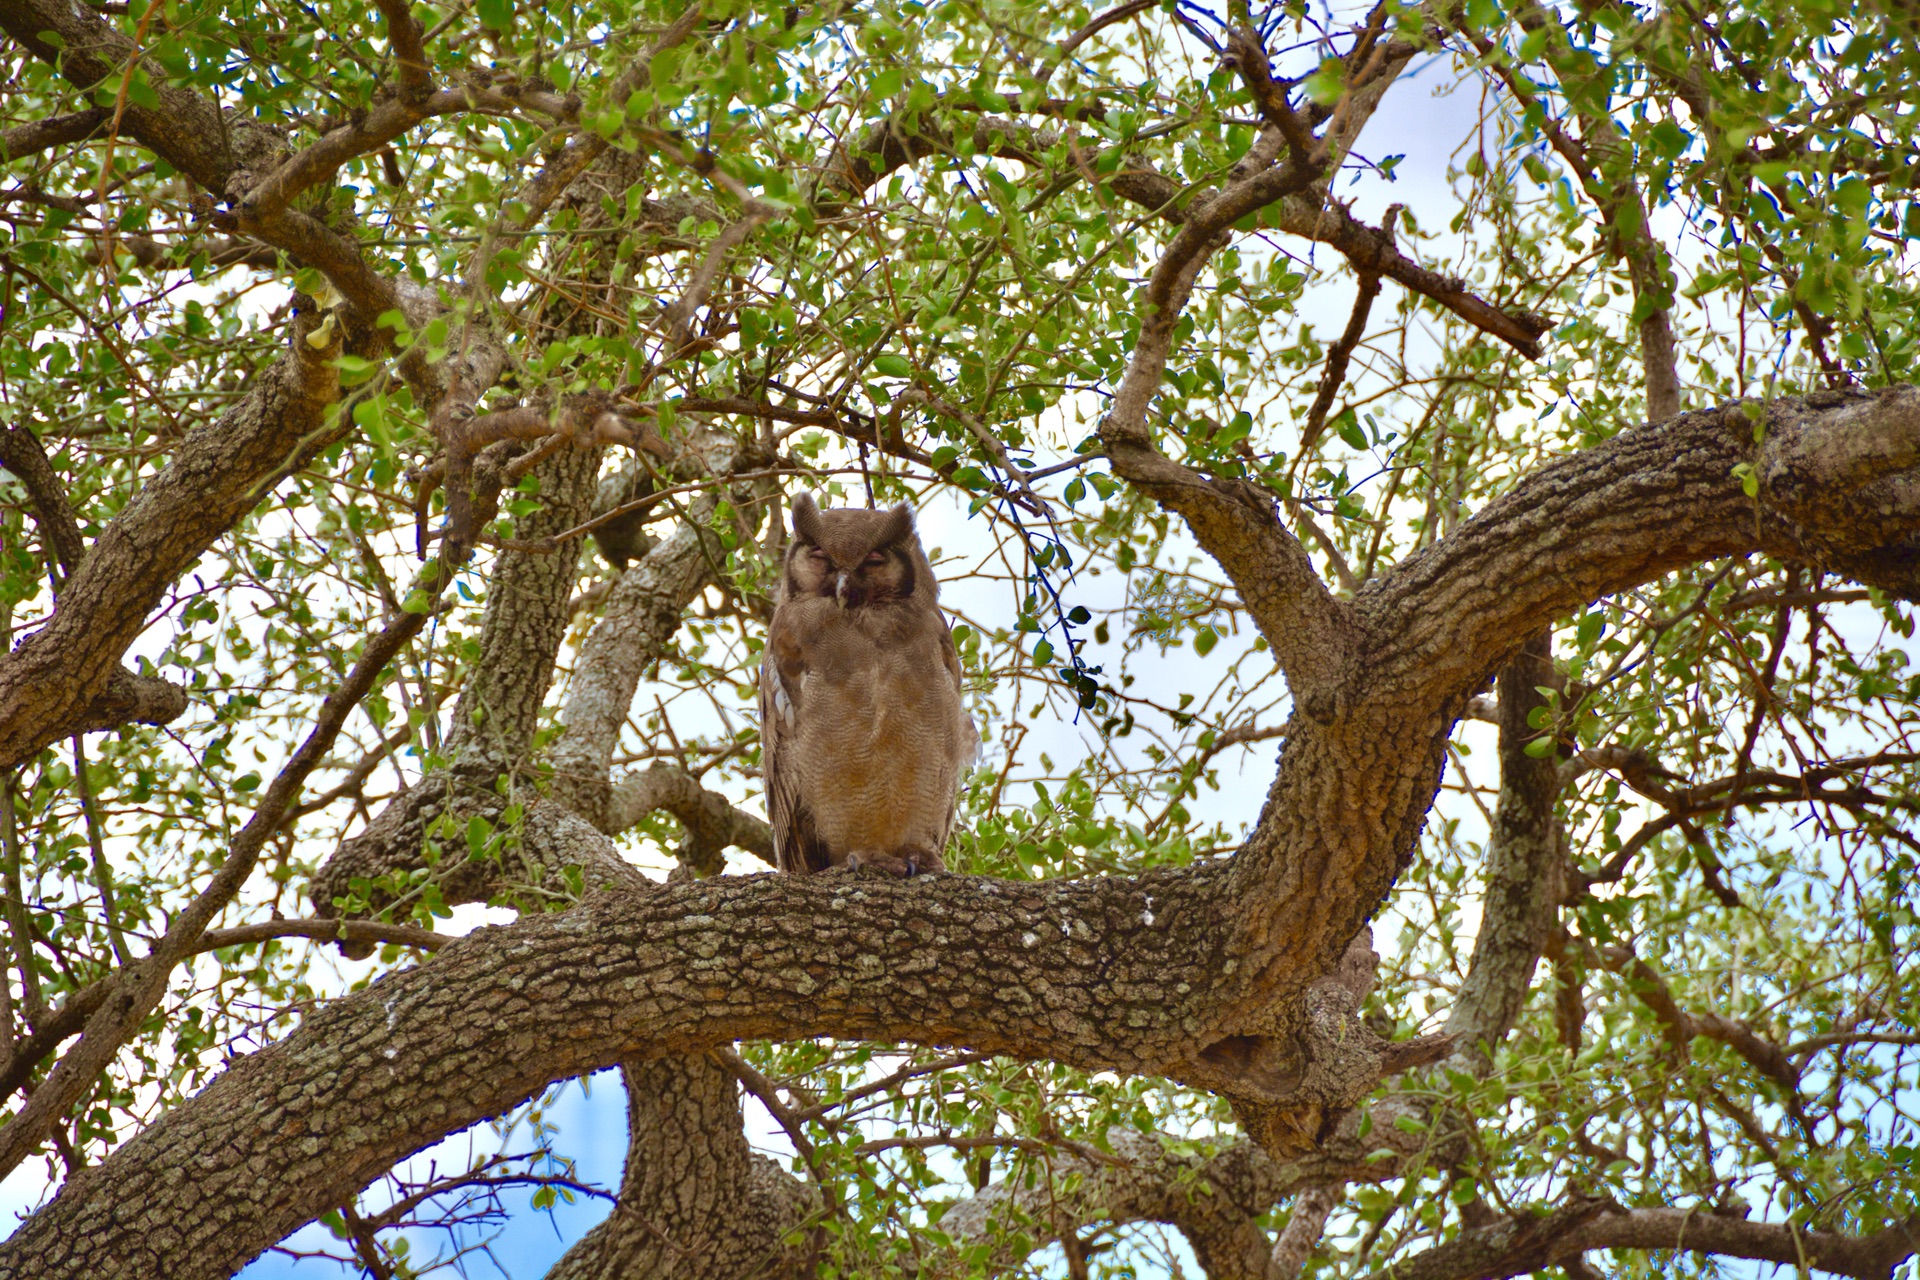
top-left (784, 493), bottom-right (934, 609)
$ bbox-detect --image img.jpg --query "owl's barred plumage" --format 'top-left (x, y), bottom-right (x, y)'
top-left (759, 494), bottom-right (976, 877)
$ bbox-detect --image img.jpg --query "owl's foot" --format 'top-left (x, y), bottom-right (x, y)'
top-left (846, 847), bottom-right (947, 877)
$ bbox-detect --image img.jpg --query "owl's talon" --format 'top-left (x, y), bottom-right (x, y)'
top-left (900, 847), bottom-right (946, 877)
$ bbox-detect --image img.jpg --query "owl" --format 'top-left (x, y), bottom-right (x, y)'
top-left (759, 494), bottom-right (977, 876)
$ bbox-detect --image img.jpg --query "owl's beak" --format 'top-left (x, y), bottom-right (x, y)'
top-left (835, 571), bottom-right (850, 607)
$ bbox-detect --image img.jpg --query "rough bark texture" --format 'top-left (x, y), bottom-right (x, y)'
top-left (307, 441), bottom-right (601, 930)
top-left (549, 508), bottom-right (727, 830)
top-left (0, 852), bottom-right (1400, 1280)
top-left (2, 0), bottom-right (1918, 1264)
top-left (1444, 632), bottom-right (1562, 1059)
top-left (544, 1055), bottom-right (813, 1280)
top-left (1350, 1203), bottom-right (1920, 1280)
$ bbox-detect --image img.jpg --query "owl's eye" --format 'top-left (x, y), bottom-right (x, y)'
top-left (863, 552), bottom-right (886, 566)
top-left (807, 548), bottom-right (829, 562)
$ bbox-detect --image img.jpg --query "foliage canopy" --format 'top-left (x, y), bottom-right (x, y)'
top-left (0, 0), bottom-right (1917, 1276)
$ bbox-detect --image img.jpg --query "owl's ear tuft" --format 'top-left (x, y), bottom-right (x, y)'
top-left (791, 492), bottom-right (825, 546)
top-left (878, 502), bottom-right (915, 548)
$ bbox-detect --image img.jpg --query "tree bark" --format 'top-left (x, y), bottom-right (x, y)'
top-left (543, 1055), bottom-right (813, 1280)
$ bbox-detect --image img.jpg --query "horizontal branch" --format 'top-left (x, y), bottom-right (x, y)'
top-left (1353, 1202), bottom-right (1920, 1280)
top-left (0, 108), bottom-right (109, 162)
top-left (0, 821), bottom-right (1439, 1280)
top-left (1361, 387), bottom-right (1920, 718)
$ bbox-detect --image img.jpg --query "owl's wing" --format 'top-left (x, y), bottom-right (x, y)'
top-left (938, 612), bottom-right (980, 769)
top-left (934, 613), bottom-right (979, 856)
top-left (761, 610), bottom-right (833, 875)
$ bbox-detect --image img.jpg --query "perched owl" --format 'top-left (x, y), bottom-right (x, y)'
top-left (759, 494), bottom-right (976, 876)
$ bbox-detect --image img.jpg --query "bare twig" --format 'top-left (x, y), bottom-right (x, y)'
top-left (0, 560), bottom-right (451, 1176)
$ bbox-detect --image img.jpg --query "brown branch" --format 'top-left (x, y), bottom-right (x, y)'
top-left (495, 5), bottom-right (706, 240)
top-left (1222, 27), bottom-right (1318, 161)
top-left (656, 202), bottom-right (774, 349)
top-left (1364, 387), bottom-right (1920, 719)
top-left (0, 423), bottom-right (86, 575)
top-left (428, 393), bottom-right (647, 565)
top-left (1038, 0), bottom-right (1158, 85)
top-left (0, 108), bottom-right (109, 162)
top-left (547, 490), bottom-right (741, 830)
top-left (1099, 130), bottom-right (1356, 698)
top-left (197, 918), bottom-right (447, 954)
top-left (1272, 1187), bottom-right (1339, 1279)
top-left (0, 305), bottom-right (343, 770)
top-left (1446, 633), bottom-right (1563, 1060)
top-left (372, 0), bottom-right (431, 102)
top-left (280, 721), bottom-right (416, 826)
top-left (1354, 1201), bottom-right (1920, 1280)
top-left (1566, 1207), bottom-right (1920, 1280)
top-left (1299, 210), bottom-right (1393, 457)
top-left (1788, 1030), bottom-right (1920, 1060)
top-left (1456, 13), bottom-right (1675, 410)
top-left (337, 1203), bottom-right (395, 1280)
top-left (606, 764), bottom-right (774, 874)
top-left (894, 388), bottom-right (1047, 514)
top-left (677, 393), bottom-right (1047, 513)
top-left (1597, 945), bottom-right (1799, 1093)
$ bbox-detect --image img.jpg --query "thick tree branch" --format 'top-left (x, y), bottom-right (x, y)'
top-left (0, 108), bottom-right (109, 162)
top-left (548, 497), bottom-right (735, 830)
top-left (1445, 633), bottom-right (1562, 1059)
top-left (307, 440), bottom-right (603, 937)
top-left (1352, 1202), bottom-right (1920, 1280)
top-left (1361, 387), bottom-right (1920, 716)
top-left (542, 1055), bottom-right (813, 1280)
top-left (0, 837), bottom-right (1449, 1279)
top-left (0, 305), bottom-right (342, 769)
top-left (1099, 139), bottom-right (1358, 698)
top-left (0, 0), bottom-right (414, 325)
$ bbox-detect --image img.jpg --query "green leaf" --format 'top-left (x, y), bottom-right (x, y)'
top-left (1301, 59), bottom-right (1345, 107)
top-left (1334, 409), bottom-right (1368, 450)
top-left (872, 353), bottom-right (914, 378)
top-left (1648, 118), bottom-right (1691, 159)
